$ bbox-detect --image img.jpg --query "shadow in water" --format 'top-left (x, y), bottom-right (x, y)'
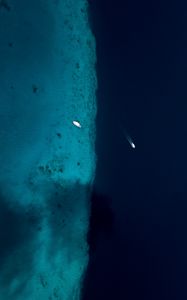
top-left (82, 189), bottom-right (115, 300)
top-left (87, 189), bottom-right (115, 255)
top-left (0, 190), bottom-right (41, 296)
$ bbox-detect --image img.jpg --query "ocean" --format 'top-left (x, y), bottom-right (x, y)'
top-left (83, 0), bottom-right (187, 299)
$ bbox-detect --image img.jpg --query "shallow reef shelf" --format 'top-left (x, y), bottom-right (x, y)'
top-left (0, 0), bottom-right (97, 299)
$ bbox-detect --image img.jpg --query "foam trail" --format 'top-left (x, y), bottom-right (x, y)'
top-left (122, 128), bottom-right (136, 149)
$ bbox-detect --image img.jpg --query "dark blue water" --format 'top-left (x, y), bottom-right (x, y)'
top-left (84, 1), bottom-right (187, 299)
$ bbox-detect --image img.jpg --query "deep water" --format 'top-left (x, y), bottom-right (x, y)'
top-left (84, 1), bottom-right (187, 299)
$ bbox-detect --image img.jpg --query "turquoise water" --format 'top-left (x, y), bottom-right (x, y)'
top-left (0, 0), bottom-right (97, 299)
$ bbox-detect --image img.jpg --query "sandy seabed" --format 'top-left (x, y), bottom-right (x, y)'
top-left (0, 0), bottom-right (97, 299)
